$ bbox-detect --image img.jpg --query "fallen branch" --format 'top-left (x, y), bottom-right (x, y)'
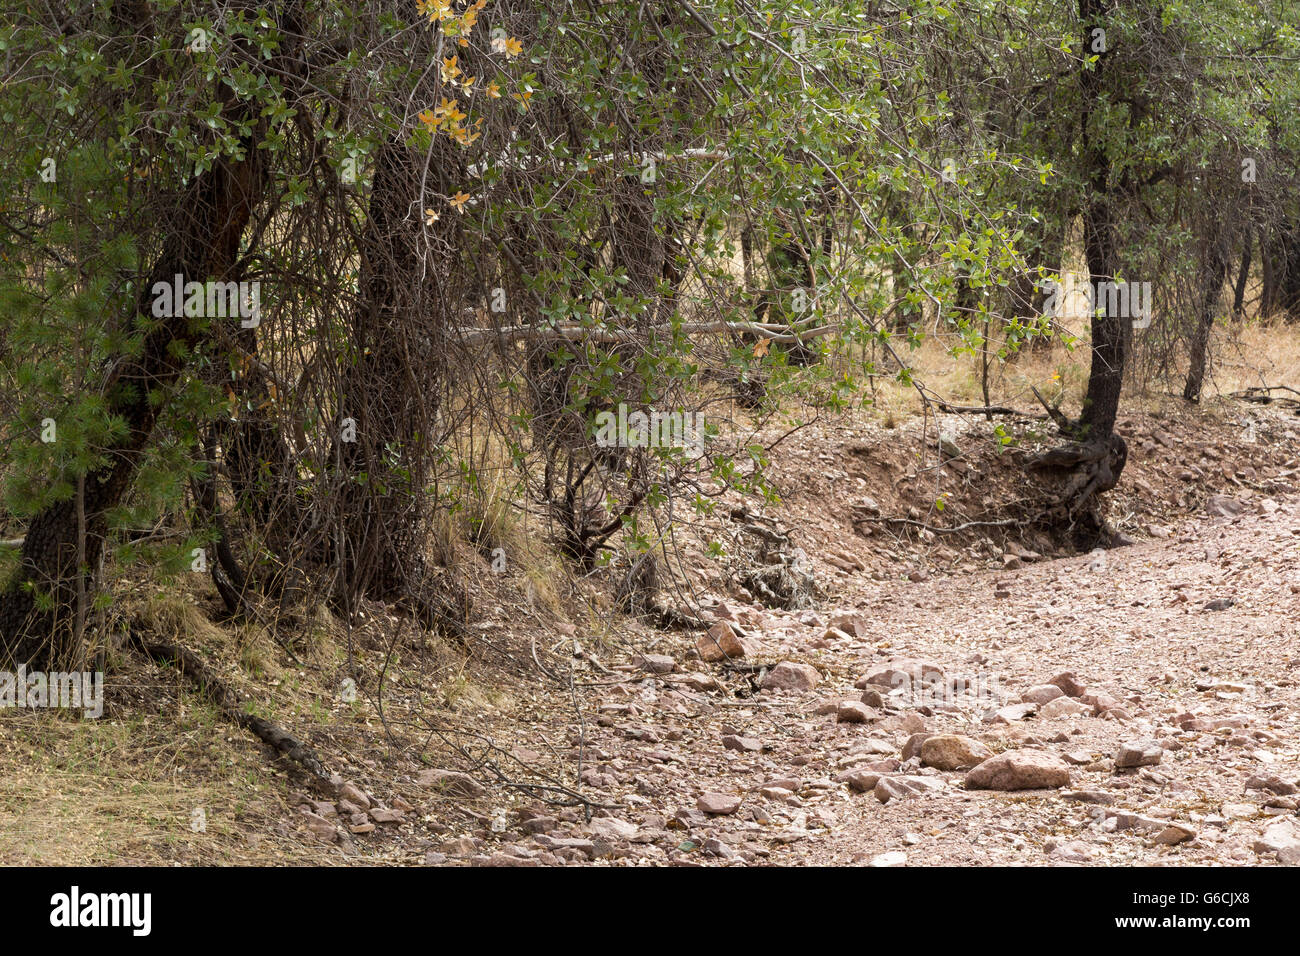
top-left (935, 401), bottom-right (1040, 418)
top-left (129, 628), bottom-right (334, 793)
top-left (856, 514), bottom-right (1026, 534)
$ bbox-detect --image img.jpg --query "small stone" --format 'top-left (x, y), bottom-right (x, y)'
top-left (337, 782), bottom-right (371, 809)
top-left (837, 701), bottom-right (875, 724)
top-left (984, 702), bottom-right (1038, 724)
top-left (722, 734), bottom-right (762, 752)
top-left (839, 769), bottom-right (884, 793)
top-left (860, 688), bottom-right (885, 708)
top-left (640, 654), bottom-right (676, 674)
top-left (868, 850), bottom-right (907, 867)
top-left (368, 807), bottom-right (404, 824)
top-left (1048, 672), bottom-right (1086, 698)
top-left (1114, 739), bottom-right (1163, 769)
top-left (1040, 697), bottom-right (1092, 719)
top-left (1154, 824), bottom-right (1197, 846)
top-left (874, 775), bottom-right (943, 803)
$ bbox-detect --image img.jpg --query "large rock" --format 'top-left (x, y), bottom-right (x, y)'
top-left (761, 661), bottom-right (821, 693)
top-left (920, 735), bottom-right (993, 771)
top-left (696, 621), bottom-right (757, 661)
top-left (965, 751), bottom-right (1071, 791)
top-left (697, 792), bottom-right (743, 815)
top-left (1114, 739), bottom-right (1163, 769)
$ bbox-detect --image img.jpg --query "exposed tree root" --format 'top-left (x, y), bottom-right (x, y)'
top-left (128, 627), bottom-right (335, 795)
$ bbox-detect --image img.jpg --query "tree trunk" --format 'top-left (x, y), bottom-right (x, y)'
top-left (1231, 231), bottom-right (1252, 319)
top-left (1184, 233), bottom-right (1229, 402)
top-left (1, 138), bottom-right (269, 664)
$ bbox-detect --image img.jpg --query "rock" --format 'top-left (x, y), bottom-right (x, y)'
top-left (697, 792), bottom-right (743, 815)
top-left (920, 734), bottom-right (992, 771)
top-left (1047, 840), bottom-right (1096, 863)
top-left (1048, 672), bottom-right (1086, 698)
top-left (874, 775), bottom-right (943, 803)
top-left (1205, 495), bottom-right (1247, 518)
top-left (1020, 685), bottom-right (1065, 706)
top-left (839, 769), bottom-right (885, 793)
top-left (722, 734), bottom-right (762, 752)
top-left (1061, 790), bottom-right (1116, 805)
top-left (1062, 751), bottom-right (1095, 766)
top-left (416, 769), bottom-right (487, 798)
top-left (761, 661), bottom-right (821, 693)
top-left (702, 837), bottom-right (738, 859)
top-left (868, 850), bottom-right (907, 867)
top-left (337, 782), bottom-right (371, 809)
top-left (984, 702), bottom-right (1038, 724)
top-left (678, 671), bottom-right (722, 692)
top-left (1246, 774), bottom-right (1298, 796)
top-left (829, 610), bottom-right (866, 637)
top-left (368, 807), bottom-right (404, 824)
top-left (965, 751), bottom-right (1071, 791)
top-left (1112, 813), bottom-right (1165, 833)
top-left (1254, 818), bottom-right (1300, 864)
top-left (534, 835), bottom-right (595, 858)
top-left (1114, 739), bottom-right (1163, 769)
top-left (442, 836), bottom-right (479, 856)
top-left (1154, 824), bottom-right (1197, 846)
top-left (1081, 692), bottom-right (1122, 715)
top-left (1039, 697), bottom-right (1092, 719)
top-left (837, 701), bottom-right (875, 724)
top-left (696, 621), bottom-right (756, 661)
top-left (901, 732), bottom-right (931, 761)
top-left (864, 659), bottom-right (945, 691)
top-left (588, 817), bottom-right (640, 841)
top-left (300, 810), bottom-right (338, 842)
top-left (860, 688), bottom-right (885, 708)
top-left (639, 654), bottom-right (676, 674)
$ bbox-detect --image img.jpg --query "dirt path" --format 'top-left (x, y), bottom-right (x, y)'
top-left (449, 492), bottom-right (1300, 866)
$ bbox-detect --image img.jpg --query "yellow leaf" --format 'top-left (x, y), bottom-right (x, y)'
top-left (425, 208), bottom-right (440, 225)
top-left (450, 191), bottom-right (470, 212)
top-left (504, 37), bottom-right (523, 58)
